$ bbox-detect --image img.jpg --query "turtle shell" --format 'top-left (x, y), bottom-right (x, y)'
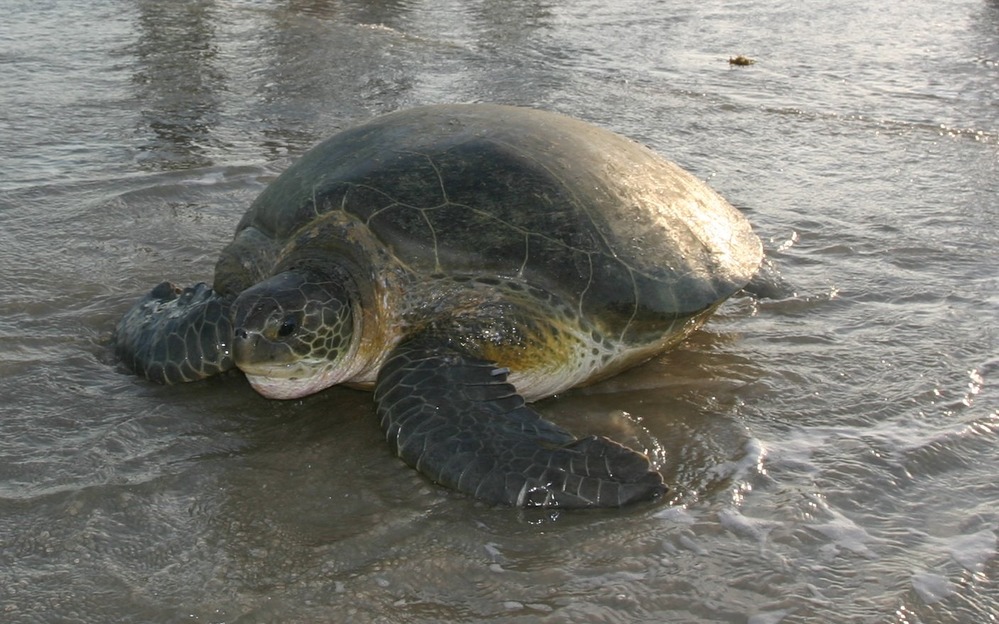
top-left (226, 104), bottom-right (762, 342)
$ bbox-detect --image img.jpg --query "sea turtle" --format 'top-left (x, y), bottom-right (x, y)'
top-left (116, 104), bottom-right (763, 508)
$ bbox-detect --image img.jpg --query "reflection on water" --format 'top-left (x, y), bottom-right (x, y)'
top-left (132, 0), bottom-right (228, 170)
top-left (0, 0), bottom-right (997, 621)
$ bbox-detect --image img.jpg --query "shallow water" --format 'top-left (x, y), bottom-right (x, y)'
top-left (1, 0), bottom-right (997, 622)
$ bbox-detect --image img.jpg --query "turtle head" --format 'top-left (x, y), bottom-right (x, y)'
top-left (231, 268), bottom-right (357, 399)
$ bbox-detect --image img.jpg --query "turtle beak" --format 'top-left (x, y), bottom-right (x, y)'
top-left (232, 326), bottom-right (299, 371)
top-left (232, 325), bottom-right (332, 399)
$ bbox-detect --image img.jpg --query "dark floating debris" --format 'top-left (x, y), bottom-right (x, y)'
top-left (728, 55), bottom-right (756, 66)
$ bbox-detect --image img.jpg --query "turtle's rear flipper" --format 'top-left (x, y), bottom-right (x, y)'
top-left (115, 282), bottom-right (235, 384)
top-left (374, 337), bottom-right (666, 508)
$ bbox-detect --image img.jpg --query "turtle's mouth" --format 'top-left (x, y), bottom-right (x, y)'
top-left (242, 364), bottom-right (336, 400)
top-left (233, 332), bottom-right (326, 399)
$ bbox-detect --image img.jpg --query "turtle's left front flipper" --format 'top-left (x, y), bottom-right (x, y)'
top-left (374, 336), bottom-right (667, 508)
top-left (115, 282), bottom-right (235, 384)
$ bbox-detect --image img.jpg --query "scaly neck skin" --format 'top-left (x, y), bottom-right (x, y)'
top-left (231, 266), bottom-right (367, 399)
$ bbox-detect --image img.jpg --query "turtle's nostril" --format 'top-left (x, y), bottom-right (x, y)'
top-left (235, 327), bottom-right (248, 340)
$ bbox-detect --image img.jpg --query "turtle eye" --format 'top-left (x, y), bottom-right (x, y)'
top-left (277, 315), bottom-right (298, 338)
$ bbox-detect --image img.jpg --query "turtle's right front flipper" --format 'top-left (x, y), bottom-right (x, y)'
top-left (374, 336), bottom-right (667, 508)
top-left (115, 282), bottom-right (235, 384)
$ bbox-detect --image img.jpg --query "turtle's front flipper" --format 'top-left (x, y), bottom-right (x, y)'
top-left (374, 336), bottom-right (666, 508)
top-left (115, 282), bottom-right (235, 384)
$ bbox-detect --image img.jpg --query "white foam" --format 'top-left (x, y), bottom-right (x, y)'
top-left (946, 528), bottom-right (997, 572)
top-left (718, 508), bottom-right (781, 549)
top-left (808, 508), bottom-right (878, 560)
top-left (653, 506), bottom-right (697, 524)
top-left (910, 570), bottom-right (954, 604)
top-left (748, 609), bottom-right (791, 624)
top-left (707, 437), bottom-right (766, 481)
